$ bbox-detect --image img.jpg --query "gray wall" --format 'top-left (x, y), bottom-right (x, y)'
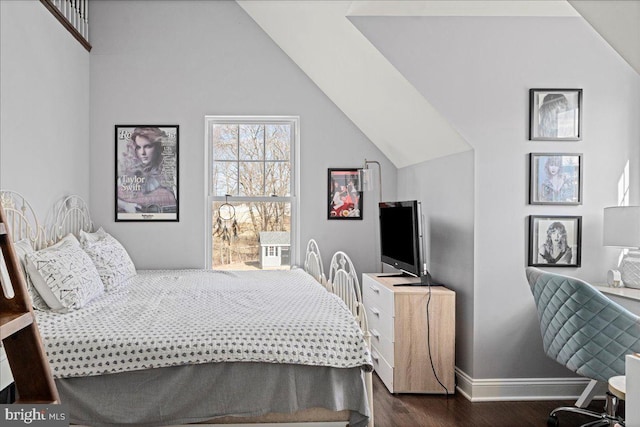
top-left (89, 0), bottom-right (396, 273)
top-left (0, 0), bottom-right (90, 218)
top-left (397, 150), bottom-right (475, 375)
top-left (353, 15), bottom-right (640, 380)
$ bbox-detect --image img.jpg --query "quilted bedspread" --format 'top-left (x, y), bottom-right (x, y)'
top-left (35, 269), bottom-right (372, 379)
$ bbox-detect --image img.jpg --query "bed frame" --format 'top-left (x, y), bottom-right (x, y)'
top-left (303, 238), bottom-right (327, 288)
top-left (0, 191), bottom-right (373, 427)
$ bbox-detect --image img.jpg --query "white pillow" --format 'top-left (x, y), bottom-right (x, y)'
top-left (80, 228), bottom-right (136, 291)
top-left (78, 227), bottom-right (107, 244)
top-left (13, 239), bottom-right (48, 311)
top-left (25, 234), bottom-right (104, 312)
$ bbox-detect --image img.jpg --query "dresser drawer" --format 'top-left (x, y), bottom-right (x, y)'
top-left (371, 347), bottom-right (394, 393)
top-left (365, 303), bottom-right (394, 342)
top-left (369, 326), bottom-right (394, 366)
top-left (363, 275), bottom-right (394, 316)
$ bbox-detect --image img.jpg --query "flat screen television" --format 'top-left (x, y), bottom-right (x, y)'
top-left (378, 200), bottom-right (422, 277)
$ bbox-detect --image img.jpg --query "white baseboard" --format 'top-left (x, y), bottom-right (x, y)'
top-left (454, 367), bottom-right (607, 402)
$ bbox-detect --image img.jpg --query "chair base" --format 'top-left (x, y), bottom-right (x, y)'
top-left (547, 392), bottom-right (624, 427)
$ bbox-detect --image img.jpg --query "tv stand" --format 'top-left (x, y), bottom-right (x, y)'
top-left (362, 273), bottom-right (455, 394)
top-left (381, 272), bottom-right (415, 278)
top-left (381, 272), bottom-right (433, 286)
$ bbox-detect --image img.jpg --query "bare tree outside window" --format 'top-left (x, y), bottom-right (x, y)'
top-left (207, 118), bottom-right (297, 270)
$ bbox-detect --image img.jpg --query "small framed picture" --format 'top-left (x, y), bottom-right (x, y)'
top-left (115, 125), bottom-right (179, 221)
top-left (529, 89), bottom-right (582, 141)
top-left (328, 168), bottom-right (363, 220)
top-left (529, 153), bottom-right (582, 205)
top-left (528, 215), bottom-right (581, 267)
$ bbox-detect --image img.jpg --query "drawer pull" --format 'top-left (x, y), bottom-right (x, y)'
top-left (370, 286), bottom-right (380, 294)
top-left (370, 307), bottom-right (380, 316)
top-left (370, 329), bottom-right (381, 339)
top-left (371, 352), bottom-right (379, 362)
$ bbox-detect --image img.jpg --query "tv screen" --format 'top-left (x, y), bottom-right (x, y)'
top-left (379, 200), bottom-right (421, 277)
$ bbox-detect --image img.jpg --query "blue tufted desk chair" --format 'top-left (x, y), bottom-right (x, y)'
top-left (526, 267), bottom-right (640, 427)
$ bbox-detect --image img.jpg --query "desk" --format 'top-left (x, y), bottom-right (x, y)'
top-left (594, 285), bottom-right (640, 315)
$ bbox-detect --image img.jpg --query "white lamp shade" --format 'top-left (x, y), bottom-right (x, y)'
top-left (357, 168), bottom-right (373, 192)
top-left (603, 206), bottom-right (640, 248)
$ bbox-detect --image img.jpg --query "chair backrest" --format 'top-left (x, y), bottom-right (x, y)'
top-left (526, 267), bottom-right (640, 382)
top-left (304, 239), bottom-right (326, 285)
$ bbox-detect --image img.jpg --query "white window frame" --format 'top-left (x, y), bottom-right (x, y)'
top-left (204, 116), bottom-right (300, 269)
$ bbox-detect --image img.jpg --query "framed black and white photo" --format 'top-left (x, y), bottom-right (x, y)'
top-left (115, 125), bottom-right (179, 222)
top-left (529, 153), bottom-right (582, 205)
top-left (528, 215), bottom-right (581, 267)
top-left (328, 168), bottom-right (362, 220)
top-left (529, 89), bottom-right (582, 141)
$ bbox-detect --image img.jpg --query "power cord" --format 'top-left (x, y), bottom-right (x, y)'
top-left (425, 282), bottom-right (451, 396)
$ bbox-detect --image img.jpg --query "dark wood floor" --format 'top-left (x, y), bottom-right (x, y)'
top-left (372, 373), bottom-right (622, 427)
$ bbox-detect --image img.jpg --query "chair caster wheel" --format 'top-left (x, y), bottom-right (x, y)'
top-left (547, 415), bottom-right (559, 427)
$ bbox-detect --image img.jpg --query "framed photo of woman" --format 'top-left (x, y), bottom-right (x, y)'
top-left (115, 125), bottom-right (179, 221)
top-left (528, 215), bottom-right (581, 267)
top-left (328, 168), bottom-right (363, 220)
top-left (529, 153), bottom-right (582, 205)
top-left (529, 89), bottom-right (582, 141)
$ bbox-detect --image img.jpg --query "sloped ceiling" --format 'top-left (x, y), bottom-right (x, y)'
top-left (237, 1), bottom-right (638, 168)
top-left (568, 0), bottom-right (640, 75)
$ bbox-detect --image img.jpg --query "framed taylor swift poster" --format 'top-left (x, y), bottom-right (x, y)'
top-left (528, 215), bottom-right (581, 267)
top-left (529, 89), bottom-right (582, 141)
top-left (115, 125), bottom-right (179, 222)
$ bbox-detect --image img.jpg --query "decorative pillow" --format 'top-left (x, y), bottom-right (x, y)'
top-left (13, 239), bottom-right (48, 310)
top-left (80, 228), bottom-right (136, 291)
top-left (25, 234), bottom-right (104, 312)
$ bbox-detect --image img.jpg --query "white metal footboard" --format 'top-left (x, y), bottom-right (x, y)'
top-left (328, 251), bottom-right (373, 427)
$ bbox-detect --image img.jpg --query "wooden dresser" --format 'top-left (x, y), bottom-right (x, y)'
top-left (362, 273), bottom-right (455, 394)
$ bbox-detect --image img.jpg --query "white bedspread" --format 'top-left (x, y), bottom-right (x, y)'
top-left (35, 269), bottom-right (372, 379)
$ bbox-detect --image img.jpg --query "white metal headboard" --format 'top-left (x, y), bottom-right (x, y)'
top-left (48, 195), bottom-right (93, 244)
top-left (0, 190), bottom-right (47, 250)
top-left (304, 239), bottom-right (327, 286)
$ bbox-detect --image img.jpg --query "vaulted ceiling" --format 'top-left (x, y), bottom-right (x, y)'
top-left (237, 0), bottom-right (640, 169)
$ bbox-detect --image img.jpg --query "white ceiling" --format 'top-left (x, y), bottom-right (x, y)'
top-left (237, 0), bottom-right (639, 169)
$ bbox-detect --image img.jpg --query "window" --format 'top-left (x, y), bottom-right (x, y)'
top-left (205, 116), bottom-right (299, 270)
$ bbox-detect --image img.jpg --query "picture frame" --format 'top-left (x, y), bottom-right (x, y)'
top-left (328, 168), bottom-right (363, 220)
top-left (529, 89), bottom-right (582, 141)
top-left (529, 153), bottom-right (582, 205)
top-left (528, 215), bottom-right (581, 267)
top-left (115, 125), bottom-right (179, 222)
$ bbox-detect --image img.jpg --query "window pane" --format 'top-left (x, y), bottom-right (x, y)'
top-left (212, 124), bottom-right (238, 161)
top-left (211, 201), bottom-right (291, 270)
top-left (266, 124), bottom-right (290, 161)
top-left (265, 161), bottom-right (290, 196)
top-left (239, 125), bottom-right (264, 160)
top-left (212, 161), bottom-right (238, 196)
top-left (239, 161), bottom-right (264, 196)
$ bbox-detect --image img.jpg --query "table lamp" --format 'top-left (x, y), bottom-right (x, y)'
top-left (603, 206), bottom-right (640, 289)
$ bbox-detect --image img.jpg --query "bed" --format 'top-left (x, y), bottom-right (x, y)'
top-left (0, 191), bottom-right (373, 427)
